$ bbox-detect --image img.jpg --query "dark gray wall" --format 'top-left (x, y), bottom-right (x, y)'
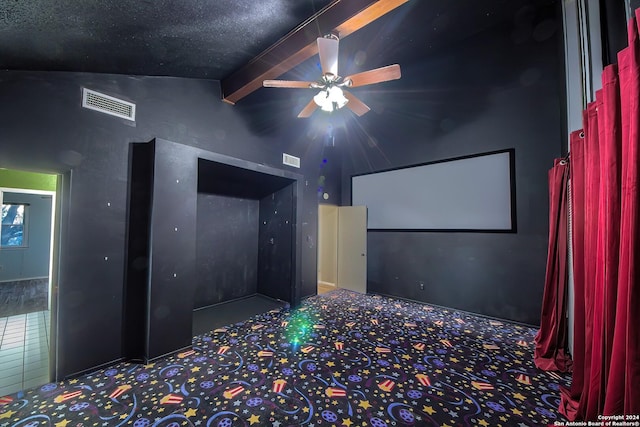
top-left (258, 185), bottom-right (294, 301)
top-left (341, 13), bottom-right (565, 325)
top-left (0, 71), bottom-right (321, 379)
top-left (601, 0), bottom-right (629, 65)
top-left (148, 140), bottom-right (200, 360)
top-left (195, 194), bottom-right (259, 308)
top-left (317, 144), bottom-right (343, 206)
top-left (0, 192), bottom-right (52, 281)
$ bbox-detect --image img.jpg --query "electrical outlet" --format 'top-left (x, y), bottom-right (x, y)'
top-left (419, 281), bottom-right (424, 290)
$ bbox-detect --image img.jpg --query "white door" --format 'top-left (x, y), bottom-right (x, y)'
top-left (337, 206), bottom-right (367, 293)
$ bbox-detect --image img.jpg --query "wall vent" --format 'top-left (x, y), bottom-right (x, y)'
top-left (282, 153), bottom-right (301, 168)
top-left (82, 88), bottom-right (136, 121)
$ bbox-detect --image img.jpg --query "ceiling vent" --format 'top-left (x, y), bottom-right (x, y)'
top-left (282, 153), bottom-right (301, 168)
top-left (82, 88), bottom-right (136, 121)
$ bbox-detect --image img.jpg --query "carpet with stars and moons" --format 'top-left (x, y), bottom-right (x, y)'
top-left (0, 289), bottom-right (570, 427)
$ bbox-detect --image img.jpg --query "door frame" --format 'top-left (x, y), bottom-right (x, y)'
top-left (0, 170), bottom-right (64, 384)
top-left (0, 187), bottom-right (57, 310)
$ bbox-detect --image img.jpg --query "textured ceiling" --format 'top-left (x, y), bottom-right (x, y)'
top-left (0, 0), bottom-right (334, 79)
top-left (0, 0), bottom-right (559, 83)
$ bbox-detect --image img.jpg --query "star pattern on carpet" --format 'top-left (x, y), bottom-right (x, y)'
top-left (0, 289), bottom-right (570, 426)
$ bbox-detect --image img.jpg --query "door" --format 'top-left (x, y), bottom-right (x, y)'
top-left (337, 205), bottom-right (367, 293)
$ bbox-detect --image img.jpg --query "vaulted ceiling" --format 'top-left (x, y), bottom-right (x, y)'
top-left (0, 0), bottom-right (559, 106)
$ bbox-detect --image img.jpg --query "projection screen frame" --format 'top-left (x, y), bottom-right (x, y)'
top-left (350, 148), bottom-right (517, 233)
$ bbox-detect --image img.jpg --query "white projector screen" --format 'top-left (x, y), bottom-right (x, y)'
top-left (351, 150), bottom-right (515, 231)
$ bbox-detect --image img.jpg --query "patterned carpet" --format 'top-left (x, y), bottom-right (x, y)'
top-left (0, 289), bottom-right (569, 426)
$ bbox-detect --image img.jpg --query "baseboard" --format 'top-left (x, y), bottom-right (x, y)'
top-left (145, 344), bottom-right (193, 364)
top-left (193, 293), bottom-right (287, 312)
top-left (61, 357), bottom-right (126, 381)
top-left (369, 291), bottom-right (540, 329)
top-left (318, 281), bottom-right (336, 287)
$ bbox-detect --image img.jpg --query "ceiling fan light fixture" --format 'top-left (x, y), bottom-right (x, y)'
top-left (313, 86), bottom-right (348, 112)
top-left (263, 36), bottom-right (400, 118)
top-left (329, 86), bottom-right (348, 108)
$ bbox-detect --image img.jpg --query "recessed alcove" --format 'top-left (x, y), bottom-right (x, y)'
top-left (124, 138), bottom-right (302, 362)
top-left (194, 158), bottom-right (299, 333)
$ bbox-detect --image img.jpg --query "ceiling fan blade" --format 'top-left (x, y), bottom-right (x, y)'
top-left (344, 64), bottom-right (401, 87)
top-left (263, 80), bottom-right (315, 88)
top-left (317, 37), bottom-right (339, 77)
top-left (297, 99), bottom-right (318, 118)
top-left (343, 91), bottom-right (371, 116)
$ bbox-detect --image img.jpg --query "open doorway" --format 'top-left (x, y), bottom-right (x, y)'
top-left (317, 205), bottom-right (338, 294)
top-left (317, 204), bottom-right (368, 295)
top-left (0, 169), bottom-right (57, 396)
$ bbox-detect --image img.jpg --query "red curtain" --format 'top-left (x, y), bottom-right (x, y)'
top-left (603, 12), bottom-right (640, 415)
top-left (534, 158), bottom-right (572, 372)
top-left (555, 12), bottom-right (640, 420)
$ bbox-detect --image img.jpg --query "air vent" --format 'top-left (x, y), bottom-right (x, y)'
top-left (82, 88), bottom-right (136, 121)
top-left (282, 153), bottom-right (301, 168)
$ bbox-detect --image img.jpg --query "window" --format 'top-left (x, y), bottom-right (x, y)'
top-left (1, 203), bottom-right (27, 247)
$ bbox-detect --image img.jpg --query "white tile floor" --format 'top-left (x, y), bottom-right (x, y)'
top-left (0, 311), bottom-right (50, 397)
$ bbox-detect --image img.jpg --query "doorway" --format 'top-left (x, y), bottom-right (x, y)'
top-left (317, 205), bottom-right (338, 294)
top-left (0, 170), bottom-right (57, 396)
top-left (317, 205), bottom-right (367, 295)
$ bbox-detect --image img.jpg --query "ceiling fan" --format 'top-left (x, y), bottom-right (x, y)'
top-left (263, 34), bottom-right (401, 118)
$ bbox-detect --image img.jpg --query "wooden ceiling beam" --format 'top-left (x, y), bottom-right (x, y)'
top-left (220, 0), bottom-right (409, 105)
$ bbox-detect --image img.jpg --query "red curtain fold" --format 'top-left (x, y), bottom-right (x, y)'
top-left (557, 103), bottom-right (602, 420)
top-left (603, 12), bottom-right (640, 416)
top-left (534, 158), bottom-right (572, 372)
top-left (583, 101), bottom-right (602, 414)
top-left (599, 62), bottom-right (623, 416)
top-left (556, 12), bottom-right (640, 421)
top-left (558, 130), bottom-right (587, 420)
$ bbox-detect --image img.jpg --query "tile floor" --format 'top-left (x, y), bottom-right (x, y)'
top-left (0, 310), bottom-right (50, 397)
